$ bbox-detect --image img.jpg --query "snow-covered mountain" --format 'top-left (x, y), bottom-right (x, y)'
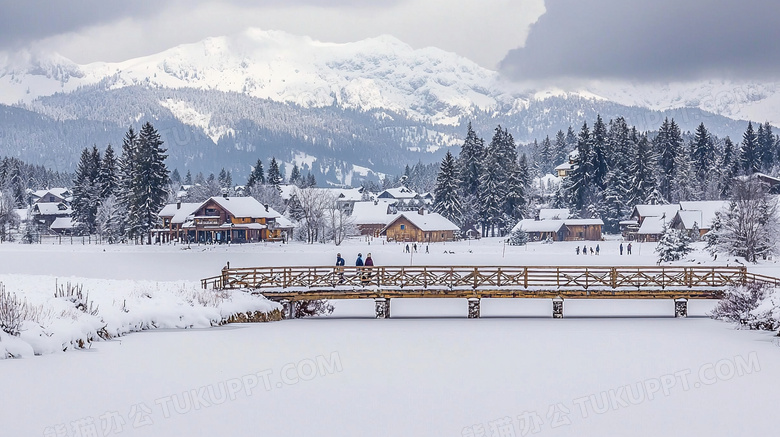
top-left (0, 29), bottom-right (520, 125)
top-left (0, 28), bottom-right (776, 184)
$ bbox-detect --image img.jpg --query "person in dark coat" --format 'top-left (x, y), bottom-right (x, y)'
top-left (362, 253), bottom-right (374, 285)
top-left (356, 253), bottom-right (364, 266)
top-left (336, 253), bottom-right (345, 283)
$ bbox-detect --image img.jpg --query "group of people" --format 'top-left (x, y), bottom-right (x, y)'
top-left (576, 244), bottom-right (600, 255)
top-left (335, 252), bottom-right (374, 285)
top-left (619, 243), bottom-right (633, 255)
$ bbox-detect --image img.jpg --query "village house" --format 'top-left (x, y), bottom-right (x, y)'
top-left (350, 200), bottom-right (396, 237)
top-left (154, 196), bottom-right (292, 244)
top-left (29, 188), bottom-right (72, 205)
top-left (670, 201), bottom-right (729, 238)
top-left (554, 151), bottom-right (578, 178)
top-left (625, 204), bottom-right (681, 242)
top-left (381, 210), bottom-right (459, 242)
top-left (31, 201), bottom-right (72, 230)
top-left (513, 218), bottom-right (604, 241)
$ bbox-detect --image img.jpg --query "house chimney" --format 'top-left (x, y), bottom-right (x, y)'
top-left (176, 200), bottom-right (181, 210)
top-left (418, 207), bottom-right (424, 215)
top-left (264, 204), bottom-right (269, 212)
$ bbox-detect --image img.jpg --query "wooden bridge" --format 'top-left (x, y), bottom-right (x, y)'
top-left (201, 265), bottom-right (780, 319)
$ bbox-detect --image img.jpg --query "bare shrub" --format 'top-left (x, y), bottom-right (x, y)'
top-left (55, 280), bottom-right (99, 316)
top-left (294, 300), bottom-right (334, 318)
top-left (710, 283), bottom-right (779, 331)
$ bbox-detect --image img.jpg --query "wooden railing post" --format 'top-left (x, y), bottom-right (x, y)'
top-left (473, 267), bottom-right (478, 289)
top-left (611, 267), bottom-right (617, 288)
top-left (524, 267), bottom-right (528, 289)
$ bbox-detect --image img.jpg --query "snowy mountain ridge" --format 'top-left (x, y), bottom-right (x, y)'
top-left (2, 28), bottom-right (780, 128)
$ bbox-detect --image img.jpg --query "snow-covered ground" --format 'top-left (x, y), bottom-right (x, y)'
top-left (0, 237), bottom-right (778, 436)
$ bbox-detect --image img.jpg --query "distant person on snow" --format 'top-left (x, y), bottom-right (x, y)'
top-left (405, 244), bottom-right (410, 253)
top-left (356, 253), bottom-right (364, 266)
top-left (627, 243), bottom-right (632, 255)
top-left (582, 245), bottom-right (587, 256)
top-left (576, 246), bottom-right (580, 255)
top-left (619, 243), bottom-right (624, 255)
top-left (595, 244), bottom-right (600, 255)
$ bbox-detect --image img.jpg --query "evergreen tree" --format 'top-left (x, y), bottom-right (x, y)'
top-left (655, 118), bottom-right (682, 202)
top-left (306, 173), bottom-right (317, 188)
top-left (267, 157), bottom-right (282, 190)
top-left (538, 136), bottom-right (553, 175)
top-left (630, 133), bottom-right (657, 206)
top-left (507, 227), bottom-right (529, 246)
top-left (71, 146), bottom-right (101, 234)
top-left (564, 122), bottom-right (594, 213)
top-left (655, 224), bottom-right (693, 262)
top-left (432, 151), bottom-right (462, 227)
top-left (565, 126), bottom-right (578, 152)
top-left (218, 168), bottom-right (229, 188)
top-left (553, 130), bottom-right (569, 168)
top-left (757, 122), bottom-right (775, 172)
top-left (170, 168), bottom-right (181, 185)
top-left (184, 170), bottom-right (192, 185)
top-left (740, 122), bottom-right (760, 175)
top-left (590, 115), bottom-right (609, 189)
top-left (124, 123), bottom-right (169, 244)
top-left (720, 137), bottom-right (738, 198)
top-left (477, 144), bottom-right (506, 237)
top-left (457, 122), bottom-right (485, 198)
top-left (289, 164), bottom-right (302, 186)
top-left (117, 127), bottom-right (138, 240)
top-left (671, 140), bottom-right (697, 202)
top-left (99, 144), bottom-right (118, 200)
top-left (690, 123), bottom-right (716, 194)
top-left (246, 159), bottom-right (265, 188)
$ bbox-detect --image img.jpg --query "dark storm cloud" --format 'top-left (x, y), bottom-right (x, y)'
top-left (0, 0), bottom-right (398, 48)
top-left (500, 0), bottom-right (780, 81)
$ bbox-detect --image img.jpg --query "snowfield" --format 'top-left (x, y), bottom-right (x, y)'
top-left (1, 237), bottom-right (778, 436)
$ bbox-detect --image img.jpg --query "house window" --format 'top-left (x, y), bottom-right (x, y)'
top-left (400, 224), bottom-right (405, 230)
top-left (205, 208), bottom-right (219, 216)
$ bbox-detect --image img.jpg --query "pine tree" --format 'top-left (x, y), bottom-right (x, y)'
top-left (433, 151), bottom-right (462, 227)
top-left (655, 118), bottom-right (682, 202)
top-left (740, 122), bottom-right (760, 175)
top-left (590, 115), bottom-right (609, 190)
top-left (507, 227), bottom-right (529, 246)
top-left (71, 146), bottom-right (101, 234)
top-left (478, 144), bottom-right (506, 237)
top-left (553, 130), bottom-right (569, 168)
top-left (538, 136), bottom-right (553, 174)
top-left (170, 168), bottom-right (181, 185)
top-left (184, 170), bottom-right (192, 185)
top-left (99, 144), bottom-right (118, 200)
top-left (457, 122), bottom-right (485, 198)
top-left (757, 122), bottom-right (775, 172)
top-left (655, 224), bottom-right (693, 262)
top-left (267, 157), bottom-right (282, 190)
top-left (218, 168), bottom-right (229, 188)
top-left (306, 173), bottom-right (317, 188)
top-left (671, 140), bottom-right (697, 202)
top-left (690, 123), bottom-right (716, 194)
top-left (289, 164), bottom-right (302, 186)
top-left (124, 122), bottom-right (169, 244)
top-left (246, 159), bottom-right (265, 188)
top-left (720, 137), bottom-right (738, 198)
top-left (631, 133), bottom-right (657, 206)
top-left (565, 122), bottom-right (594, 213)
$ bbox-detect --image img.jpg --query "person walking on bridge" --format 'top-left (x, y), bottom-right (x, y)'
top-left (355, 253), bottom-right (364, 284)
top-left (336, 253), bottom-right (345, 284)
top-left (362, 253), bottom-right (374, 285)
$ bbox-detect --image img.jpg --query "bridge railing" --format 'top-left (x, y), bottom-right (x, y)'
top-left (201, 265), bottom-right (759, 291)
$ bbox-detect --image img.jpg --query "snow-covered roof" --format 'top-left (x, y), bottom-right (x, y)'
top-left (554, 162), bottom-right (575, 171)
top-left (206, 196), bottom-right (280, 219)
top-left (674, 210), bottom-right (702, 230)
top-left (32, 188), bottom-right (71, 202)
top-left (384, 211), bottom-right (459, 232)
top-left (32, 203), bottom-right (71, 216)
top-left (514, 219), bottom-right (565, 233)
top-left (565, 219), bottom-right (604, 226)
top-left (637, 216), bottom-right (667, 235)
top-left (633, 204), bottom-right (680, 220)
top-left (678, 201), bottom-right (728, 229)
top-left (50, 217), bottom-right (75, 230)
top-left (273, 215), bottom-right (295, 229)
top-left (378, 187), bottom-right (418, 200)
top-left (351, 200), bottom-right (395, 225)
top-left (538, 208), bottom-right (570, 220)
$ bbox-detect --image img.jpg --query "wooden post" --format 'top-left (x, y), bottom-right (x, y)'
top-left (610, 267), bottom-right (617, 288)
top-left (674, 298), bottom-right (688, 318)
top-left (552, 298), bottom-right (564, 319)
top-left (375, 298), bottom-right (390, 319)
top-left (468, 298), bottom-right (481, 318)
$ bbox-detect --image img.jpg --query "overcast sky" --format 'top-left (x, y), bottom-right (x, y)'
top-left (500, 0), bottom-right (780, 82)
top-left (0, 0), bottom-right (545, 70)
top-left (1, 0), bottom-right (777, 82)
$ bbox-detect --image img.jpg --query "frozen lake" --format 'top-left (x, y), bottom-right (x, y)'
top-left (0, 238), bottom-right (778, 436)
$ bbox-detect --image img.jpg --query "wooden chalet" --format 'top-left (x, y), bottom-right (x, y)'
top-left (155, 196), bottom-right (291, 244)
top-left (626, 204), bottom-right (680, 242)
top-left (381, 210), bottom-right (459, 242)
top-left (514, 218), bottom-right (604, 242)
top-left (31, 202), bottom-right (72, 229)
top-left (351, 200), bottom-right (395, 237)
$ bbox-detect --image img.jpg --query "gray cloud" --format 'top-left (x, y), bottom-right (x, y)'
top-left (0, 0), bottom-right (392, 49)
top-left (499, 0), bottom-right (780, 81)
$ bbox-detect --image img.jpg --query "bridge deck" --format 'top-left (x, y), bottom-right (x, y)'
top-left (202, 265), bottom-right (780, 300)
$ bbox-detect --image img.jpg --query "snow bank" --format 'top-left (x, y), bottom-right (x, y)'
top-left (0, 275), bottom-right (281, 359)
top-left (710, 283), bottom-right (780, 333)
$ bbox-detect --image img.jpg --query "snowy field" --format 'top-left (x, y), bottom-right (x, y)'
top-left (1, 237), bottom-right (779, 436)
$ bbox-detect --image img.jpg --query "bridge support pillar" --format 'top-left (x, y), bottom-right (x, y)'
top-left (675, 298), bottom-right (688, 318)
top-left (552, 298), bottom-right (564, 319)
top-left (468, 298), bottom-right (481, 318)
top-left (375, 298), bottom-right (390, 319)
top-left (281, 299), bottom-right (297, 320)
